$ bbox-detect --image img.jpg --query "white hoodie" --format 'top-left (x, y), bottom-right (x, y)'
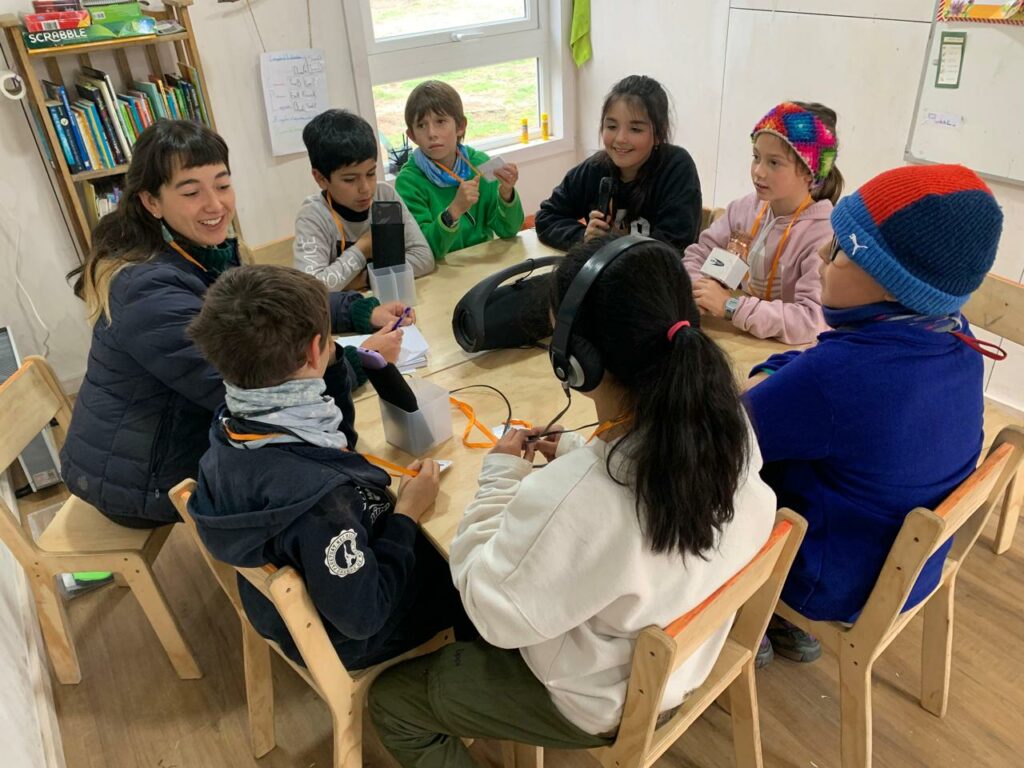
top-left (449, 428), bottom-right (776, 735)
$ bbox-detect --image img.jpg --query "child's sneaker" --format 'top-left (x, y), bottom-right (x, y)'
top-left (755, 635), bottom-right (774, 668)
top-left (766, 618), bottom-right (821, 663)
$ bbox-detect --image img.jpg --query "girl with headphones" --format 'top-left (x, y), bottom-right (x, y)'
top-left (368, 234), bottom-right (776, 766)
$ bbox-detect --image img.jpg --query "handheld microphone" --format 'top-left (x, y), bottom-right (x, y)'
top-left (371, 200), bottom-right (406, 269)
top-left (365, 364), bottom-right (419, 413)
top-left (596, 177), bottom-right (614, 219)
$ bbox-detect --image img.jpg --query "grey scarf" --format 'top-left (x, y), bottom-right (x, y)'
top-left (223, 378), bottom-right (347, 450)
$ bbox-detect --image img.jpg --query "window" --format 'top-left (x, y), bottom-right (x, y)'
top-left (349, 0), bottom-right (570, 161)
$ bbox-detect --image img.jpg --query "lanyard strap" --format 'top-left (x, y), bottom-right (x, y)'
top-left (168, 240), bottom-right (208, 272)
top-left (325, 192), bottom-right (348, 246)
top-left (432, 148), bottom-right (482, 185)
top-left (586, 414), bottom-right (632, 443)
top-left (748, 195), bottom-right (813, 301)
top-left (449, 395), bottom-right (532, 449)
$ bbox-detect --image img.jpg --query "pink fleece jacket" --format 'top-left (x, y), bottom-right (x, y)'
top-left (683, 193), bottom-right (833, 345)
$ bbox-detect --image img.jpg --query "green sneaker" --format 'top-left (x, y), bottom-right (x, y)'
top-left (766, 619), bottom-right (821, 663)
top-left (755, 635), bottom-right (774, 668)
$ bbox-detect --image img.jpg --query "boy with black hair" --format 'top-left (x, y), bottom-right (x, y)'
top-left (295, 109), bottom-right (434, 291)
top-left (188, 264), bottom-right (465, 670)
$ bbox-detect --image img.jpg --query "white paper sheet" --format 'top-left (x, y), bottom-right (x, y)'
top-left (260, 49), bottom-right (328, 157)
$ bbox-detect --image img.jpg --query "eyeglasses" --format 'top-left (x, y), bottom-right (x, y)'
top-left (827, 235), bottom-right (842, 263)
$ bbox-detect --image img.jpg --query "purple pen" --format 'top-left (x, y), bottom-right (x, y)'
top-left (390, 306), bottom-right (412, 331)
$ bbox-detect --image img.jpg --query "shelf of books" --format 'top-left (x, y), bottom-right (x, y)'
top-left (1, 0), bottom-right (216, 258)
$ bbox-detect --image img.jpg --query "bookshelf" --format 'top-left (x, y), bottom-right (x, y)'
top-left (1, 0), bottom-right (217, 258)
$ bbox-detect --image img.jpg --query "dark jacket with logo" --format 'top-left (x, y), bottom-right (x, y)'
top-left (188, 413), bottom-right (462, 669)
top-left (60, 244), bottom-right (370, 525)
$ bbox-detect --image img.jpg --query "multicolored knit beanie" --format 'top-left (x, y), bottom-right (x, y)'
top-left (752, 102), bottom-right (838, 184)
top-left (830, 164), bottom-right (1003, 315)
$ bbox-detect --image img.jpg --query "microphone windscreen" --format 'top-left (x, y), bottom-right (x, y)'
top-left (366, 364), bottom-right (419, 413)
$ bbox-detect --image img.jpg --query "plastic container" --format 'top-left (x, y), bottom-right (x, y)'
top-left (380, 379), bottom-right (453, 456)
top-left (520, 117), bottom-right (529, 144)
top-left (541, 112), bottom-right (550, 141)
top-left (369, 263), bottom-right (417, 306)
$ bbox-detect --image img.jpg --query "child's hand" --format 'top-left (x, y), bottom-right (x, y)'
top-left (494, 163), bottom-right (519, 202)
top-left (693, 279), bottom-right (731, 318)
top-left (449, 176), bottom-right (481, 219)
top-left (354, 230), bottom-right (372, 260)
top-left (395, 459), bottom-right (440, 523)
top-left (489, 426), bottom-right (535, 461)
top-left (361, 326), bottom-right (404, 364)
top-left (583, 210), bottom-right (611, 241)
top-left (370, 302), bottom-right (416, 329)
top-left (529, 425), bottom-right (562, 463)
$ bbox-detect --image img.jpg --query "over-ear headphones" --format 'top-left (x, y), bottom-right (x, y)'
top-left (549, 234), bottom-right (654, 392)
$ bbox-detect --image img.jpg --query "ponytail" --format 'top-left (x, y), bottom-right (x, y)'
top-left (551, 235), bottom-right (751, 558)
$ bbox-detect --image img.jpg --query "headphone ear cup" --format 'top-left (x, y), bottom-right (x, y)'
top-left (567, 334), bottom-right (604, 392)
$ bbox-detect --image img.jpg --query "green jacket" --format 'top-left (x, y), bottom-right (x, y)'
top-left (396, 146), bottom-right (525, 259)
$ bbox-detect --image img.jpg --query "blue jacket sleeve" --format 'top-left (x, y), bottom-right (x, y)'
top-left (749, 349), bottom-right (803, 377)
top-left (295, 508), bottom-right (419, 640)
top-left (114, 268), bottom-right (224, 412)
top-left (743, 350), bottom-right (835, 463)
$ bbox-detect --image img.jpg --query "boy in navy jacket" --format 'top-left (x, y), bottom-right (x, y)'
top-left (744, 164), bottom-right (1004, 664)
top-left (187, 265), bottom-right (465, 669)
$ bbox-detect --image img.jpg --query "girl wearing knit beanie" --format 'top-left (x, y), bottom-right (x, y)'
top-left (684, 101), bottom-right (843, 344)
top-left (743, 163), bottom-right (1003, 665)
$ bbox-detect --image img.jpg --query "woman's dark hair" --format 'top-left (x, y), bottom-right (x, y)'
top-left (594, 75), bottom-right (672, 222)
top-left (302, 108), bottom-right (379, 178)
top-left (550, 235), bottom-right (750, 558)
top-left (67, 120), bottom-right (230, 322)
top-left (792, 101), bottom-right (844, 205)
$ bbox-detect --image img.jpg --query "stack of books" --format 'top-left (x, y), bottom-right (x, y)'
top-left (42, 62), bottom-right (211, 175)
top-left (21, 1), bottom-right (156, 51)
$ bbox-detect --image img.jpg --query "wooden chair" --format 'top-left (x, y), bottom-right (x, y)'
top-left (501, 509), bottom-right (807, 768)
top-left (962, 272), bottom-right (1024, 554)
top-left (775, 430), bottom-right (1021, 768)
top-left (700, 206), bottom-right (726, 233)
top-left (170, 479), bottom-right (452, 768)
top-left (0, 356), bottom-right (200, 684)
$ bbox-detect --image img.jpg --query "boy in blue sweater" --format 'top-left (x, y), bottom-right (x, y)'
top-left (744, 164), bottom-right (1004, 665)
top-left (186, 265), bottom-right (466, 670)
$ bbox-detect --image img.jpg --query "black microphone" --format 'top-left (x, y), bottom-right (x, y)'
top-left (596, 176), bottom-right (614, 219)
top-left (365, 364), bottom-right (419, 413)
top-left (371, 200), bottom-right (406, 269)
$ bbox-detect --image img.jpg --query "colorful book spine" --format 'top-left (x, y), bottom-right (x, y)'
top-left (76, 82), bottom-right (126, 166)
top-left (181, 81), bottom-right (200, 122)
top-left (81, 65), bottom-right (132, 162)
top-left (45, 80), bottom-right (92, 171)
top-left (70, 107), bottom-right (100, 169)
top-left (45, 100), bottom-right (81, 172)
top-left (118, 101), bottom-right (137, 144)
top-left (76, 100), bottom-right (113, 168)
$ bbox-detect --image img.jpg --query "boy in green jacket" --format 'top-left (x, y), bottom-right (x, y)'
top-left (396, 80), bottom-right (525, 259)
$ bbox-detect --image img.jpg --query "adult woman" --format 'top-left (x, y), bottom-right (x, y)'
top-left (62, 120), bottom-right (408, 527)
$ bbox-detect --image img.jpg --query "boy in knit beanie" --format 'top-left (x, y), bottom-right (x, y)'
top-left (743, 164), bottom-right (1004, 664)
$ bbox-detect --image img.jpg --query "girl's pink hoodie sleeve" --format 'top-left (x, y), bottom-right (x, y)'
top-left (682, 202), bottom-right (735, 285)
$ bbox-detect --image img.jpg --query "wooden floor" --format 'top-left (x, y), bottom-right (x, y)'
top-left (22, 401), bottom-right (1024, 768)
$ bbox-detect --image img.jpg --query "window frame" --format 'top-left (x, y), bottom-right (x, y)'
top-left (346, 0), bottom-right (575, 169)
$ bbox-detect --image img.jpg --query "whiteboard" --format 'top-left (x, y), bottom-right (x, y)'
top-left (906, 17), bottom-right (1024, 186)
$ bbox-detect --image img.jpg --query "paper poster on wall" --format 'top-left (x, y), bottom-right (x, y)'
top-left (938, 1), bottom-right (1024, 24)
top-left (936, 31), bottom-right (967, 88)
top-left (260, 49), bottom-right (328, 157)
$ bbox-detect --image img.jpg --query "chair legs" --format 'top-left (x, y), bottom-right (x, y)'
top-left (920, 580), bottom-right (955, 717)
top-left (501, 742), bottom-right (544, 768)
top-left (727, 662), bottom-right (764, 768)
top-left (334, 694), bottom-right (364, 768)
top-left (29, 572), bottom-right (81, 685)
top-left (242, 622), bottom-right (276, 757)
top-left (123, 557), bottom-right (202, 680)
top-left (993, 471), bottom-right (1021, 555)
top-left (838, 650), bottom-right (873, 768)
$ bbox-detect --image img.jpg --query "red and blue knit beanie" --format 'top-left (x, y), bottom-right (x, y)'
top-left (751, 102), bottom-right (838, 183)
top-left (831, 164), bottom-right (1003, 315)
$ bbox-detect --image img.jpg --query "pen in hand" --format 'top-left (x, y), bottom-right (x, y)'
top-left (390, 306), bottom-right (412, 332)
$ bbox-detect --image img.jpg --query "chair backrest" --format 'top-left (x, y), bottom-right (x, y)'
top-left (0, 356), bottom-right (74, 564)
top-left (852, 429), bottom-right (1020, 638)
top-left (595, 508), bottom-right (807, 764)
top-left (170, 480), bottom-right (358, 706)
top-left (249, 236), bottom-right (295, 268)
top-left (699, 207), bottom-right (726, 234)
top-left (961, 273), bottom-right (1024, 346)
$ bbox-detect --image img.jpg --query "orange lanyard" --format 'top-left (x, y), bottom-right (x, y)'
top-left (431, 147), bottom-right (481, 185)
top-left (748, 195), bottom-right (812, 300)
top-left (225, 425), bottom-right (419, 478)
top-left (449, 395), bottom-right (532, 449)
top-left (168, 240), bottom-right (207, 272)
top-left (586, 415), bottom-right (631, 444)
top-left (325, 192), bottom-right (348, 245)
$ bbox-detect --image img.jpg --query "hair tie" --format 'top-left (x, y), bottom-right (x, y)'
top-left (666, 320), bottom-right (690, 342)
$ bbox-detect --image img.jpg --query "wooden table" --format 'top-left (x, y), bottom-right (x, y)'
top-left (343, 234), bottom-right (798, 554)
